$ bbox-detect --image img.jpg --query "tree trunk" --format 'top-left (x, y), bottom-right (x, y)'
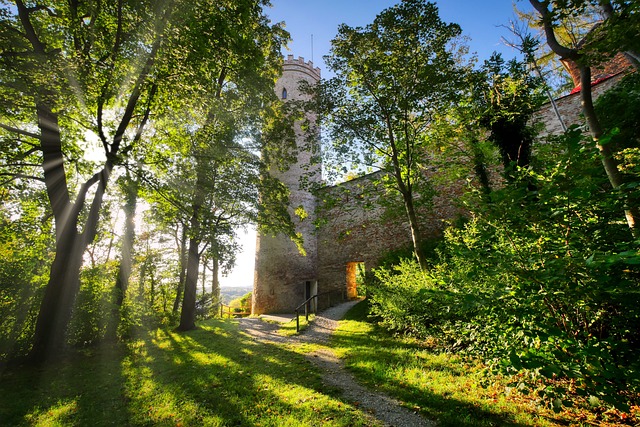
top-left (469, 135), bottom-right (492, 195)
top-left (173, 224), bottom-right (188, 313)
top-left (402, 190), bottom-right (427, 270)
top-left (177, 176), bottom-right (204, 331)
top-left (211, 257), bottom-right (220, 306)
top-left (138, 254), bottom-right (148, 301)
top-left (115, 173), bottom-right (138, 307)
top-left (29, 230), bottom-right (84, 361)
top-left (201, 259), bottom-right (206, 297)
top-left (578, 65), bottom-right (640, 234)
top-left (29, 103), bottom-right (113, 362)
top-left (177, 226), bottom-right (200, 331)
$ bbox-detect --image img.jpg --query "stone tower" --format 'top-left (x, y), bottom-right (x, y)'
top-left (252, 55), bottom-right (322, 314)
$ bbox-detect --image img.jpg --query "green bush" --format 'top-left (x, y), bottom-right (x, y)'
top-left (367, 128), bottom-right (640, 410)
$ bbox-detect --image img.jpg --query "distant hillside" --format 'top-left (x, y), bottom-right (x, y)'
top-left (219, 286), bottom-right (252, 304)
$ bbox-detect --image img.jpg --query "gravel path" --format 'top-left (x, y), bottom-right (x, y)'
top-left (238, 301), bottom-right (436, 427)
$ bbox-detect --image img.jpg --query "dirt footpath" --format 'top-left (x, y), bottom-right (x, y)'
top-left (238, 301), bottom-right (436, 427)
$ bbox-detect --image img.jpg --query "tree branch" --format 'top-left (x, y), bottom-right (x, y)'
top-left (0, 122), bottom-right (40, 139)
top-left (529, 0), bottom-right (580, 60)
top-left (0, 173), bottom-right (45, 185)
top-left (27, 5), bottom-right (59, 17)
top-left (14, 0), bottom-right (47, 54)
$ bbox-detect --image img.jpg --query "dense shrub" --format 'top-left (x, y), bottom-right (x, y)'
top-left (366, 128), bottom-right (640, 410)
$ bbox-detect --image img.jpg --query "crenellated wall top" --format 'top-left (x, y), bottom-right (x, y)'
top-left (283, 55), bottom-right (321, 79)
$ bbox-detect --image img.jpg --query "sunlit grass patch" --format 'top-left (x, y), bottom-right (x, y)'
top-left (278, 314), bottom-right (315, 336)
top-left (24, 399), bottom-right (79, 426)
top-left (0, 316), bottom-right (380, 426)
top-left (333, 300), bottom-right (564, 427)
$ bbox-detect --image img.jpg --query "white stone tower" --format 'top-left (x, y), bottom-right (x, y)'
top-left (252, 55), bottom-right (322, 314)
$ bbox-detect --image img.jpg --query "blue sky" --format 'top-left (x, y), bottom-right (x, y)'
top-left (221, 0), bottom-right (532, 288)
top-left (267, 0), bottom-right (531, 76)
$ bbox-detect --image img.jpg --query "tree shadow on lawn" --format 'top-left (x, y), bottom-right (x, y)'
top-left (0, 343), bottom-right (132, 426)
top-left (0, 318), bottom-right (375, 426)
top-left (121, 318), bottom-right (375, 426)
top-left (331, 305), bottom-right (556, 427)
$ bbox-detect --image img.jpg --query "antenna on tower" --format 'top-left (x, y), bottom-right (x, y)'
top-left (311, 34), bottom-right (314, 63)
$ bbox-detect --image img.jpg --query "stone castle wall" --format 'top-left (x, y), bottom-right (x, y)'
top-left (533, 74), bottom-right (624, 137)
top-left (315, 170), bottom-right (468, 294)
top-left (252, 56), bottom-right (321, 314)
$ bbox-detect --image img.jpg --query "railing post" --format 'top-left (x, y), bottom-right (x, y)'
top-left (296, 309), bottom-right (300, 333)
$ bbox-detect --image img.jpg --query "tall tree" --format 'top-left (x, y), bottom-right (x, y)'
top-left (529, 0), bottom-right (640, 234)
top-left (0, 0), bottom-right (287, 360)
top-left (0, 0), bottom-right (173, 361)
top-left (132, 1), bottom-right (290, 331)
top-left (475, 54), bottom-right (545, 175)
top-left (313, 0), bottom-right (468, 269)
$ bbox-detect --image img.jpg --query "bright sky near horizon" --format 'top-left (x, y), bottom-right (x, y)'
top-left (219, 0), bottom-right (532, 288)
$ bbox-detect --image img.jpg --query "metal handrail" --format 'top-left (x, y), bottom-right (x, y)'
top-left (294, 295), bottom-right (317, 333)
top-left (294, 289), bottom-right (346, 332)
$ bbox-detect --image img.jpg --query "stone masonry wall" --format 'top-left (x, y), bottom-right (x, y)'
top-left (252, 56), bottom-right (321, 314)
top-left (315, 170), bottom-right (468, 294)
top-left (532, 74), bottom-right (624, 137)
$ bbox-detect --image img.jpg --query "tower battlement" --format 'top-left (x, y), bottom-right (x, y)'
top-left (284, 55), bottom-right (321, 79)
top-left (252, 54), bottom-right (321, 315)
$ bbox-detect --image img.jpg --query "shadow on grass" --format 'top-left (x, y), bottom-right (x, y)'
top-left (332, 300), bottom-right (554, 427)
top-left (0, 343), bottom-right (132, 426)
top-left (0, 318), bottom-right (374, 426)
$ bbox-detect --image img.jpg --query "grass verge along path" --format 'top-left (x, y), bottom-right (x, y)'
top-left (330, 300), bottom-right (636, 427)
top-left (0, 319), bottom-right (376, 426)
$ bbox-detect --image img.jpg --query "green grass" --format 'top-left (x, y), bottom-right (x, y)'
top-left (330, 300), bottom-right (613, 427)
top-left (277, 314), bottom-right (315, 337)
top-left (3, 303), bottom-right (636, 426)
top-left (0, 319), bottom-right (377, 427)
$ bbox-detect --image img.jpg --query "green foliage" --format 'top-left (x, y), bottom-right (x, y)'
top-left (229, 291), bottom-right (252, 313)
top-left (595, 73), bottom-right (640, 156)
top-left (0, 188), bottom-right (54, 359)
top-left (366, 128), bottom-right (640, 410)
top-left (67, 264), bottom-right (118, 347)
top-left (314, 0), bottom-right (471, 267)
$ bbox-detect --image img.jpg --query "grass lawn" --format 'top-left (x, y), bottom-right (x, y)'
top-left (278, 314), bottom-right (315, 337)
top-left (330, 300), bottom-right (639, 427)
top-left (2, 302), bottom-right (637, 426)
top-left (0, 319), bottom-right (376, 427)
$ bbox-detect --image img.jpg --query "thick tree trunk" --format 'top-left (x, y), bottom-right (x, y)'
top-left (177, 185), bottom-right (203, 331)
top-left (173, 225), bottom-right (188, 313)
top-left (177, 158), bottom-right (206, 331)
top-left (29, 103), bottom-right (113, 361)
top-left (115, 173), bottom-right (138, 307)
top-left (177, 229), bottom-right (200, 331)
top-left (29, 230), bottom-right (84, 361)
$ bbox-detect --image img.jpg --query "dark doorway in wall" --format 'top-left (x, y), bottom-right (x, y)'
top-left (304, 280), bottom-right (318, 311)
top-left (346, 262), bottom-right (365, 299)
